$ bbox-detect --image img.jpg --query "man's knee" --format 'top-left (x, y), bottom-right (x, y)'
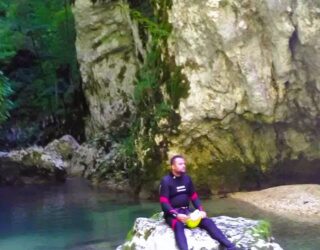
top-left (199, 218), bottom-right (217, 228)
top-left (201, 217), bottom-right (213, 224)
top-left (168, 218), bottom-right (185, 231)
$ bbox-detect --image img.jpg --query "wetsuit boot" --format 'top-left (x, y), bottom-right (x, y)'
top-left (226, 246), bottom-right (239, 250)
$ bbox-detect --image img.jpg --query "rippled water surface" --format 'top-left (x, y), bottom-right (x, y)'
top-left (0, 178), bottom-right (319, 250)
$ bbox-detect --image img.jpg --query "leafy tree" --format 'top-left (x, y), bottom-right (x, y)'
top-left (0, 1), bottom-right (23, 63)
top-left (0, 0), bottom-right (85, 147)
top-left (0, 71), bottom-right (13, 122)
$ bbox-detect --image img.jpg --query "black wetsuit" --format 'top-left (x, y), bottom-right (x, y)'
top-left (159, 172), bottom-right (236, 250)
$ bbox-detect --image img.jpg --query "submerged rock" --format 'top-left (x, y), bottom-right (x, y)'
top-left (117, 214), bottom-right (283, 250)
top-left (66, 238), bottom-right (116, 250)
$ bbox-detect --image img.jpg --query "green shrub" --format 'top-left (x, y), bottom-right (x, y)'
top-left (0, 71), bottom-right (14, 123)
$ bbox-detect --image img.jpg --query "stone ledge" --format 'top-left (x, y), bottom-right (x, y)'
top-left (117, 214), bottom-right (283, 250)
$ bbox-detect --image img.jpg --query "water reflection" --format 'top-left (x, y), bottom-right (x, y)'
top-left (0, 178), bottom-right (319, 250)
top-left (0, 178), bottom-right (158, 250)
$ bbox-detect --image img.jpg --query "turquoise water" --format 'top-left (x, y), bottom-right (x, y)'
top-left (0, 178), bottom-right (158, 250)
top-left (0, 178), bottom-right (319, 250)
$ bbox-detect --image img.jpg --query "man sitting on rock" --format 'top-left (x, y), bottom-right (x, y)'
top-left (159, 155), bottom-right (238, 250)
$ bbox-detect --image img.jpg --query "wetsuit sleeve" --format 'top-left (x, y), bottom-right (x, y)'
top-left (188, 177), bottom-right (204, 211)
top-left (159, 178), bottom-right (178, 217)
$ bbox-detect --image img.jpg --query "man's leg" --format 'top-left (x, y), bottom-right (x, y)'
top-left (199, 218), bottom-right (236, 249)
top-left (166, 218), bottom-right (188, 250)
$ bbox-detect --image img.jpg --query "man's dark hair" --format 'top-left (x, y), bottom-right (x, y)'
top-left (170, 155), bottom-right (184, 165)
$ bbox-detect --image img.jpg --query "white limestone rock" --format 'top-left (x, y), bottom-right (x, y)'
top-left (0, 135), bottom-right (81, 184)
top-left (72, 0), bottom-right (139, 138)
top-left (165, 0), bottom-right (320, 185)
top-left (117, 215), bottom-right (283, 250)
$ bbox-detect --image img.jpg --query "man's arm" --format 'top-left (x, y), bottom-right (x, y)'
top-left (188, 177), bottom-right (206, 217)
top-left (159, 178), bottom-right (179, 218)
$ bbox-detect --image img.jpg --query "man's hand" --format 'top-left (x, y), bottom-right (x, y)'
top-left (177, 213), bottom-right (189, 223)
top-left (199, 211), bottom-right (207, 218)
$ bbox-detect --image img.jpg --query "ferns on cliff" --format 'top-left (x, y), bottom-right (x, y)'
top-left (130, 9), bottom-right (170, 40)
top-left (115, 1), bottom-right (188, 191)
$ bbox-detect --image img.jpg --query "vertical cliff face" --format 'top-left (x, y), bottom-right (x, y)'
top-left (73, 0), bottom-right (320, 192)
top-left (73, 0), bottom-right (138, 138)
top-left (166, 0), bottom-right (320, 190)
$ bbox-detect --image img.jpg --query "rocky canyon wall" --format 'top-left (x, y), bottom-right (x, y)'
top-left (73, 0), bottom-right (320, 192)
top-left (73, 0), bottom-right (139, 138)
top-left (166, 0), bottom-right (320, 191)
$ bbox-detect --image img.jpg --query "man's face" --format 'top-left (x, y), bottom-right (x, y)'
top-left (172, 157), bottom-right (186, 175)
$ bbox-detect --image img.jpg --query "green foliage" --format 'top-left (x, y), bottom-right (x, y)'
top-left (130, 0), bottom-right (188, 111)
top-left (165, 66), bottom-right (189, 109)
top-left (0, 28), bottom-right (20, 62)
top-left (0, 0), bottom-right (84, 144)
top-left (251, 220), bottom-right (272, 240)
top-left (150, 212), bottom-right (163, 220)
top-left (130, 9), bottom-right (170, 40)
top-left (0, 71), bottom-right (13, 122)
top-left (126, 228), bottom-right (134, 241)
top-left (133, 45), bottom-right (161, 106)
top-left (0, 2), bottom-right (23, 62)
top-left (119, 135), bottom-right (136, 158)
top-left (115, 1), bottom-right (188, 191)
top-left (154, 102), bottom-right (171, 121)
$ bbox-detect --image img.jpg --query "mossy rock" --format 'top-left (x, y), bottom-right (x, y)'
top-left (56, 142), bottom-right (74, 160)
top-left (251, 220), bottom-right (272, 241)
top-left (22, 150), bottom-right (43, 167)
top-left (149, 212), bottom-right (163, 221)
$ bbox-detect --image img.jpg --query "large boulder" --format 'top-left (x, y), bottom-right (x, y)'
top-left (69, 135), bottom-right (132, 192)
top-left (69, 142), bottom-right (101, 177)
top-left (0, 135), bottom-right (79, 185)
top-left (45, 134), bottom-right (80, 161)
top-left (117, 214), bottom-right (283, 250)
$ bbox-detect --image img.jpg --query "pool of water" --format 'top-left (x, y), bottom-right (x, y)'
top-left (0, 178), bottom-right (319, 250)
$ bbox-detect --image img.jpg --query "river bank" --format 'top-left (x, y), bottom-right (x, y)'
top-left (230, 184), bottom-right (320, 224)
